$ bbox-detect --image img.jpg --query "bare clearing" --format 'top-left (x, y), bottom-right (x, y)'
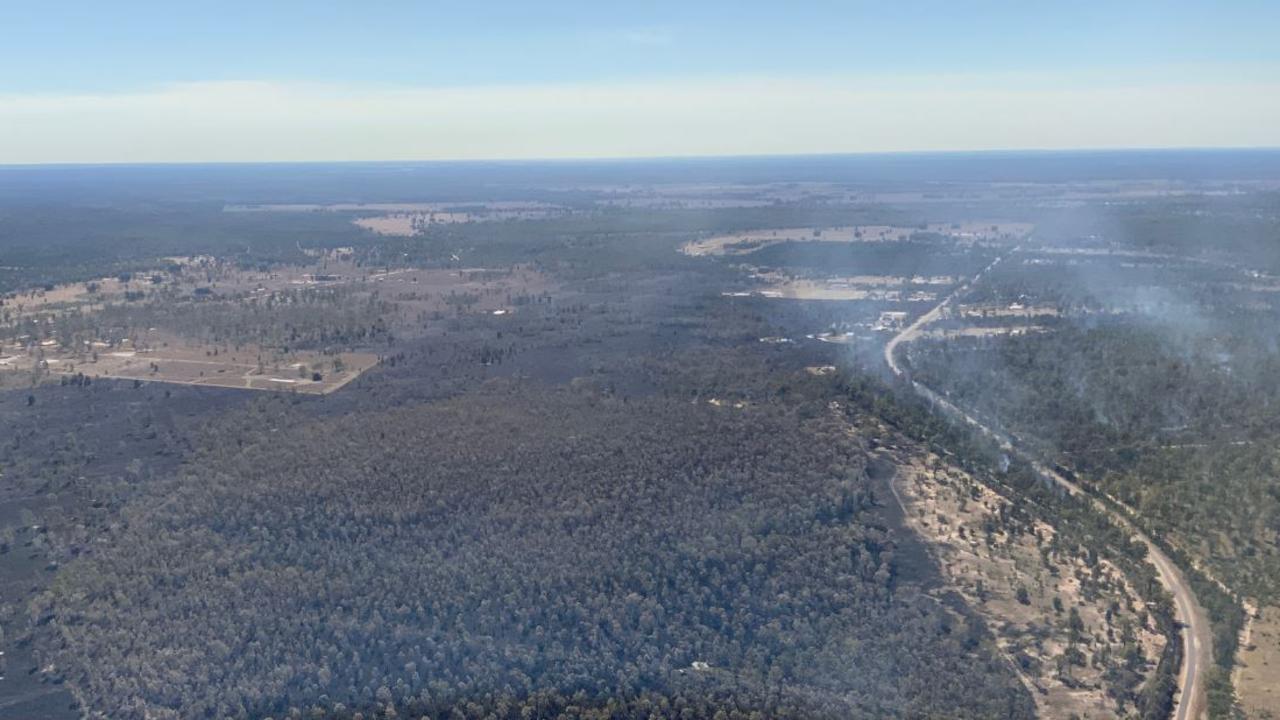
top-left (3, 257), bottom-right (551, 329)
top-left (225, 201), bottom-right (564, 236)
top-left (892, 451), bottom-right (1165, 719)
top-left (351, 205), bottom-right (562, 236)
top-left (582, 181), bottom-right (857, 208)
top-left (226, 201), bottom-right (561, 214)
top-left (918, 325), bottom-right (1049, 339)
top-left (353, 212), bottom-right (471, 235)
top-left (729, 271), bottom-right (952, 301)
top-left (1, 257), bottom-right (554, 393)
top-left (0, 334), bottom-right (377, 394)
top-left (681, 222), bottom-right (1032, 257)
top-left (954, 304), bottom-right (1063, 319)
top-left (596, 197), bottom-right (774, 209)
top-left (1, 274), bottom-right (142, 314)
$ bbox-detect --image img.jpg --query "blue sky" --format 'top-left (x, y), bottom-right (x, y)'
top-left (6, 1), bottom-right (1279, 91)
top-left (2, 1), bottom-right (1279, 162)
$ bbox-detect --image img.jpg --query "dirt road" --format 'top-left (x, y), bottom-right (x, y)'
top-left (884, 253), bottom-right (1211, 720)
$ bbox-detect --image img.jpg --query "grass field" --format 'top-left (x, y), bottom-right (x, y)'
top-left (1, 337), bottom-right (378, 394)
top-left (1, 256), bottom-right (555, 393)
top-left (681, 222), bottom-right (1032, 256)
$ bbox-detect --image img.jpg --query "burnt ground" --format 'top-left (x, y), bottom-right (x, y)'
top-left (865, 449), bottom-right (1012, 698)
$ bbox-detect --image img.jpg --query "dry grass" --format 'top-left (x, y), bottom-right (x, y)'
top-left (731, 271), bottom-right (952, 302)
top-left (2, 257), bottom-right (555, 394)
top-left (954, 304), bottom-right (1062, 319)
top-left (1, 275), bottom-right (138, 314)
top-left (4, 257), bottom-right (552, 332)
top-left (353, 213), bottom-right (472, 235)
top-left (226, 201), bottom-right (558, 213)
top-left (1, 333), bottom-right (378, 395)
top-left (681, 222), bottom-right (1032, 257)
top-left (892, 451), bottom-right (1164, 718)
top-left (1235, 605), bottom-right (1280, 719)
top-left (350, 207), bottom-right (561, 236)
top-left (919, 326), bottom-right (1049, 339)
top-left (223, 201), bottom-right (562, 236)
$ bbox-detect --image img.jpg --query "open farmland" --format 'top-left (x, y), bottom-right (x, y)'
top-left (0, 335), bottom-right (376, 394)
top-left (0, 256), bottom-right (554, 392)
top-left (682, 221), bottom-right (1032, 256)
top-left (731, 270), bottom-right (956, 302)
top-left (226, 201), bottom-right (568, 236)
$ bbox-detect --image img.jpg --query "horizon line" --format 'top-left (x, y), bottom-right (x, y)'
top-left (3, 145), bottom-right (1280, 171)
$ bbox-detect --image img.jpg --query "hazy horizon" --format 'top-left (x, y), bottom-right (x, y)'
top-left (4, 1), bottom-right (1280, 164)
top-left (4, 144), bottom-right (1280, 169)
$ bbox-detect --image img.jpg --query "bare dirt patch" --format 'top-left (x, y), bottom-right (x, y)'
top-left (730, 271), bottom-right (952, 302)
top-left (954, 303), bottom-right (1063, 319)
top-left (891, 451), bottom-right (1165, 718)
top-left (225, 201), bottom-right (565, 236)
top-left (682, 222), bottom-right (1032, 257)
top-left (353, 212), bottom-right (472, 235)
top-left (226, 201), bottom-right (560, 214)
top-left (0, 333), bottom-right (377, 395)
top-left (585, 181), bottom-right (852, 208)
top-left (919, 326), bottom-right (1049, 339)
top-left (1, 257), bottom-right (555, 393)
top-left (350, 205), bottom-right (562, 235)
top-left (1, 274), bottom-right (142, 315)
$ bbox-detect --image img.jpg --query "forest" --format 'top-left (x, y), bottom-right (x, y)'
top-left (907, 319), bottom-right (1280, 600)
top-left (1, 161), bottom-right (1277, 719)
top-left (902, 258), bottom-right (1278, 718)
top-left (37, 380), bottom-right (1032, 720)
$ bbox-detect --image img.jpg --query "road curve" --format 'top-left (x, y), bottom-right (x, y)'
top-left (884, 252), bottom-right (1211, 720)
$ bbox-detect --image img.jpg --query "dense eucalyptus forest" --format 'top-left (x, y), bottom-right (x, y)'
top-left (1, 156), bottom-right (1279, 719)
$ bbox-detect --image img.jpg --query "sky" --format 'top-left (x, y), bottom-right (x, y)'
top-left (2, 0), bottom-right (1278, 163)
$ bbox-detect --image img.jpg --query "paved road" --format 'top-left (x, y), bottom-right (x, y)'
top-left (884, 252), bottom-right (1211, 720)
